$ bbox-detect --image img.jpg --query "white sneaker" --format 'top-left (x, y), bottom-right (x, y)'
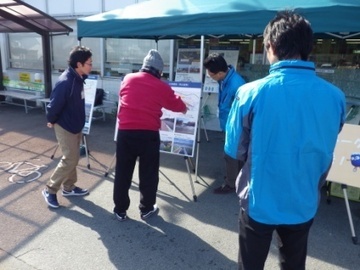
top-left (140, 204), bottom-right (158, 220)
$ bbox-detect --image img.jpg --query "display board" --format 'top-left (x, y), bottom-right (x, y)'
top-left (327, 123), bottom-right (360, 188)
top-left (113, 81), bottom-right (202, 158)
top-left (203, 46), bottom-right (239, 93)
top-left (160, 82), bottom-right (201, 157)
top-left (82, 75), bottom-right (98, 135)
top-left (175, 46), bottom-right (201, 82)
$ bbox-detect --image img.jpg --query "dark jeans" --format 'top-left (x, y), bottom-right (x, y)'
top-left (238, 209), bottom-right (314, 270)
top-left (113, 130), bottom-right (160, 214)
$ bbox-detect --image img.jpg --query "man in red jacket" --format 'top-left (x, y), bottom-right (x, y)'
top-left (113, 49), bottom-right (187, 221)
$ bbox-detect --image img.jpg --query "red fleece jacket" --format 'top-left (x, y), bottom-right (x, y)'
top-left (118, 72), bottom-right (186, 131)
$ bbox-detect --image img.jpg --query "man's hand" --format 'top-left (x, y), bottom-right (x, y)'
top-left (47, 122), bottom-right (54, 128)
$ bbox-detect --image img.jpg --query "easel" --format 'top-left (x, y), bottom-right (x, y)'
top-left (184, 156), bottom-right (197, 201)
top-left (104, 152), bottom-right (116, 177)
top-left (199, 92), bottom-right (211, 142)
top-left (326, 183), bottom-right (358, 244)
top-left (50, 134), bottom-right (91, 169)
top-left (103, 152), bottom-right (198, 201)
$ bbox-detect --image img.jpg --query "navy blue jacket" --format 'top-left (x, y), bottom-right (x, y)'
top-left (46, 67), bottom-right (86, 134)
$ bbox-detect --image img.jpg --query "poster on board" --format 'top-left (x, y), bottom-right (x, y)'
top-left (113, 82), bottom-right (202, 158)
top-left (175, 46), bottom-right (201, 83)
top-left (160, 82), bottom-right (201, 157)
top-left (82, 75), bottom-right (98, 135)
top-left (203, 46), bottom-right (239, 93)
top-left (327, 123), bottom-right (360, 189)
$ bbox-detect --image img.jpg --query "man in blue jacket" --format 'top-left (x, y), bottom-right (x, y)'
top-left (225, 11), bottom-right (346, 269)
top-left (203, 53), bottom-right (245, 194)
top-left (42, 45), bottom-right (93, 208)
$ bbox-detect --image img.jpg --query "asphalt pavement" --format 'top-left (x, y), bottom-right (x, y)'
top-left (0, 104), bottom-right (360, 270)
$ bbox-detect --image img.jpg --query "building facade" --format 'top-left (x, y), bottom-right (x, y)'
top-left (1, 0), bottom-right (359, 130)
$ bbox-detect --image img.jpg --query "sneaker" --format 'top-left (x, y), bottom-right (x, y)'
top-left (62, 186), bottom-right (89, 197)
top-left (140, 204), bottom-right (159, 220)
top-left (213, 184), bottom-right (235, 194)
top-left (42, 189), bottom-right (59, 208)
top-left (114, 212), bottom-right (128, 222)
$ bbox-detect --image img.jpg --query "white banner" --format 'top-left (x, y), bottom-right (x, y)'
top-left (82, 75), bottom-right (98, 135)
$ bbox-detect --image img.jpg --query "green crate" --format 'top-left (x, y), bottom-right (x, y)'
top-left (330, 182), bottom-right (360, 202)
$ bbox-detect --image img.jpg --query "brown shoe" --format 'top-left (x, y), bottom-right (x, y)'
top-left (213, 184), bottom-right (235, 194)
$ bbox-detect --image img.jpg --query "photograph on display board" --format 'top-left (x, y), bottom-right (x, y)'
top-left (174, 118), bottom-right (196, 135)
top-left (160, 117), bottom-right (175, 132)
top-left (159, 133), bottom-right (173, 153)
top-left (172, 136), bottom-right (194, 156)
top-left (175, 46), bottom-right (201, 82)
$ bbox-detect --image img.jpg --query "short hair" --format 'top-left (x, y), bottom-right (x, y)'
top-left (263, 10), bottom-right (313, 61)
top-left (68, 45), bottom-right (92, 69)
top-left (203, 53), bottom-right (228, 73)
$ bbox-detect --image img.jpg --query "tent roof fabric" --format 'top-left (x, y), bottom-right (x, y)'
top-left (0, 0), bottom-right (72, 35)
top-left (77, 0), bottom-right (360, 40)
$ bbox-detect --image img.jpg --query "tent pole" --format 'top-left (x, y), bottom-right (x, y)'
top-left (42, 33), bottom-right (52, 98)
top-left (200, 36), bottom-right (205, 81)
top-left (155, 37), bottom-right (158, 50)
top-left (262, 45), bottom-right (267, 64)
top-left (194, 35), bottom-right (205, 184)
top-left (169, 39), bottom-right (175, 81)
top-left (252, 37), bottom-right (256, 64)
top-left (0, 46), bottom-right (4, 91)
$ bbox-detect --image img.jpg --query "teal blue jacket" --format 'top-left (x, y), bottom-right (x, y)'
top-left (218, 65), bottom-right (245, 131)
top-left (225, 60), bottom-right (346, 225)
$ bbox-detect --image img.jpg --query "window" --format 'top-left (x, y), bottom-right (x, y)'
top-left (8, 32), bottom-right (43, 70)
top-left (104, 38), bottom-right (171, 77)
top-left (51, 20), bottom-right (101, 74)
top-left (7, 20), bottom-right (101, 74)
top-left (312, 38), bottom-right (360, 68)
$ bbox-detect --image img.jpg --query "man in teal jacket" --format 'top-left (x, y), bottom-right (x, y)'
top-left (204, 53), bottom-right (245, 194)
top-left (225, 11), bottom-right (346, 269)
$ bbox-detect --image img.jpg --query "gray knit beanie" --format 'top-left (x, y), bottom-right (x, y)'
top-left (142, 49), bottom-right (164, 71)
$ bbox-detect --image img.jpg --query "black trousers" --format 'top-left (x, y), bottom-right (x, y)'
top-left (113, 130), bottom-right (160, 214)
top-left (238, 209), bottom-right (313, 270)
